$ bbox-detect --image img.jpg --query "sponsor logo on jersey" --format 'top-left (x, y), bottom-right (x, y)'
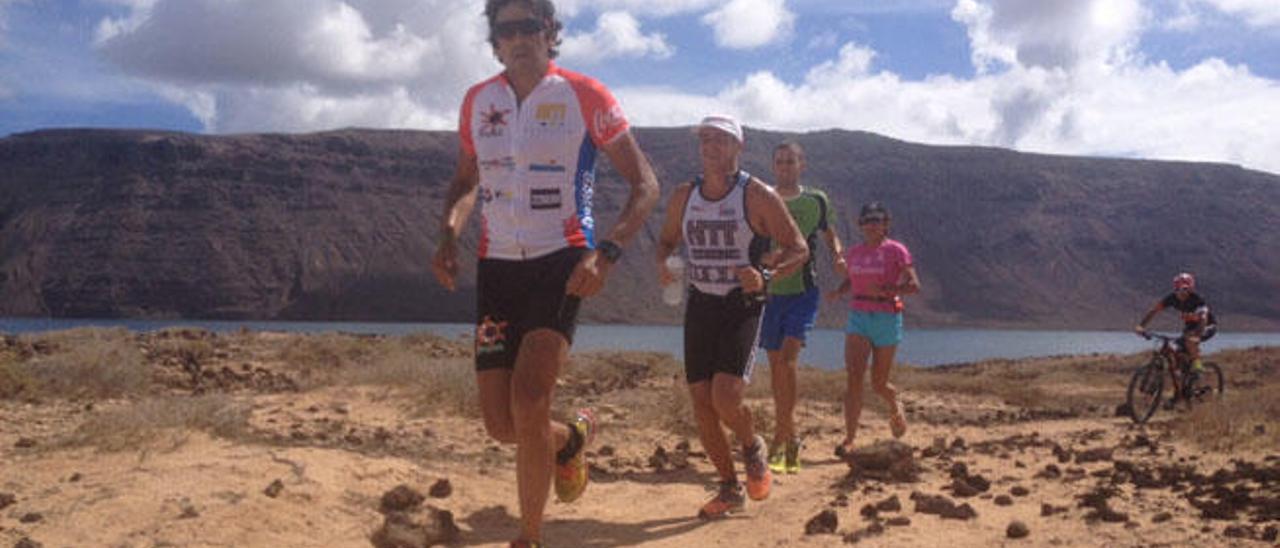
top-left (593, 104), bottom-right (626, 139)
top-left (530, 188), bottom-right (563, 210)
top-left (535, 103), bottom-right (567, 127)
top-left (479, 103), bottom-right (511, 138)
top-left (479, 156), bottom-right (516, 172)
top-left (529, 161), bottom-right (567, 173)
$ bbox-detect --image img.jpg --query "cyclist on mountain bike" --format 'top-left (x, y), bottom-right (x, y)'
top-left (1135, 272), bottom-right (1218, 399)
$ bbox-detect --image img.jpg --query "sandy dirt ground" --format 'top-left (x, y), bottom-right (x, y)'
top-left (1, 333), bottom-right (1277, 547)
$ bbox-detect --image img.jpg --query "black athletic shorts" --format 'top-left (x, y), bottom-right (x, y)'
top-left (683, 286), bottom-right (764, 384)
top-left (474, 247), bottom-right (584, 371)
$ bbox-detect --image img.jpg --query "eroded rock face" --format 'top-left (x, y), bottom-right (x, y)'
top-left (4, 128), bottom-right (1279, 328)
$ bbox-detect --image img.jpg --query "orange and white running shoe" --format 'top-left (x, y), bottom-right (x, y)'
top-left (744, 435), bottom-right (772, 501)
top-left (554, 408), bottom-right (597, 503)
top-left (698, 480), bottom-right (745, 519)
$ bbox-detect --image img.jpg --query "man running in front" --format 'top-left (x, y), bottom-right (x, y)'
top-left (1135, 272), bottom-right (1218, 402)
top-left (759, 142), bottom-right (845, 475)
top-left (655, 115), bottom-right (809, 519)
top-left (432, 1), bottom-right (660, 546)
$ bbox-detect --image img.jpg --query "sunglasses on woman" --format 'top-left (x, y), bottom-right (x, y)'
top-left (493, 18), bottom-right (545, 40)
top-left (858, 216), bottom-right (887, 226)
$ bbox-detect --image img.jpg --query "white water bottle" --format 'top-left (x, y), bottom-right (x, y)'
top-left (662, 255), bottom-right (686, 306)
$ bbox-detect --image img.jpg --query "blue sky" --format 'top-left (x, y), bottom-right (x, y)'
top-left (3, 0), bottom-right (1280, 173)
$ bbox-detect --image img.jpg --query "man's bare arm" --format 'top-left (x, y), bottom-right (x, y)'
top-left (431, 149), bottom-right (480, 291)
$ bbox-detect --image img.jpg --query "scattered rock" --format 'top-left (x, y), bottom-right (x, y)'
top-left (875, 495), bottom-right (902, 513)
top-left (1113, 402), bottom-right (1132, 417)
top-left (379, 485), bottom-right (425, 514)
top-left (951, 437), bottom-right (966, 451)
top-left (1151, 512), bottom-right (1172, 523)
top-left (994, 495), bottom-right (1014, 506)
top-left (1036, 464), bottom-right (1062, 480)
top-left (0, 492), bottom-right (15, 511)
top-left (178, 501), bottom-right (199, 519)
top-left (951, 479), bottom-right (979, 498)
top-left (847, 440), bottom-right (919, 482)
top-left (1040, 503), bottom-right (1068, 517)
top-left (370, 507), bottom-right (460, 548)
top-left (1223, 525), bottom-right (1252, 539)
top-left (19, 512), bottom-right (43, 523)
top-left (598, 445), bottom-right (616, 457)
top-left (14, 538), bottom-right (42, 548)
top-left (263, 479), bottom-right (285, 499)
top-left (14, 438), bottom-right (36, 449)
top-left (1052, 444), bottom-right (1072, 464)
top-left (922, 436), bottom-right (948, 458)
top-left (428, 479), bottom-right (452, 499)
top-left (1007, 520), bottom-right (1030, 539)
top-left (911, 492), bottom-right (977, 520)
top-left (860, 504), bottom-right (879, 519)
top-left (886, 516), bottom-right (911, 527)
top-left (1010, 486), bottom-right (1030, 497)
top-left (804, 509), bottom-right (838, 535)
top-left (68, 473), bottom-right (82, 483)
top-left (1076, 447), bottom-right (1114, 464)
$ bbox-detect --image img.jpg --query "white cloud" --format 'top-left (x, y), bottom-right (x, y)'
top-left (614, 0), bottom-right (1280, 175)
top-left (952, 0), bottom-right (1147, 72)
top-left (1159, 0), bottom-right (1202, 31)
top-left (556, 0), bottom-right (718, 18)
top-left (94, 0), bottom-right (498, 132)
top-left (1200, 0), bottom-right (1280, 27)
top-left (702, 0), bottom-right (796, 49)
top-left (560, 11), bottom-right (674, 64)
top-left (75, 0), bottom-right (1280, 176)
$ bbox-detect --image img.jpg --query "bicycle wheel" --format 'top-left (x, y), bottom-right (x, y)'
top-left (1188, 362), bottom-right (1225, 403)
top-left (1126, 359), bottom-right (1165, 424)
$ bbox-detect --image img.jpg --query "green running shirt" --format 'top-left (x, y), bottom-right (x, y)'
top-left (768, 187), bottom-right (834, 296)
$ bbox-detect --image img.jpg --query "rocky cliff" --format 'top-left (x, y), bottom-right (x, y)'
top-left (1, 127), bottom-right (1277, 329)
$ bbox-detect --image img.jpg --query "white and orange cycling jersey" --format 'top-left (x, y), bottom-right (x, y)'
top-left (459, 62), bottom-right (629, 260)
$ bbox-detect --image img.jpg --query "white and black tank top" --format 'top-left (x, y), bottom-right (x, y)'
top-left (681, 170), bottom-right (766, 297)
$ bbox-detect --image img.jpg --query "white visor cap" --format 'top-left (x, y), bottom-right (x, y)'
top-left (695, 114), bottom-right (743, 143)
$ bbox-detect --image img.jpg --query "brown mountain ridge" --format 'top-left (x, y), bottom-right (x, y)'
top-left (0, 127), bottom-right (1277, 330)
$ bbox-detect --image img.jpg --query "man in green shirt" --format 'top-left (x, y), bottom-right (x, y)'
top-left (759, 142), bottom-right (845, 474)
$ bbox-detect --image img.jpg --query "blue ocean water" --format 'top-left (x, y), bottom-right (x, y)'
top-left (3, 318), bottom-right (1277, 368)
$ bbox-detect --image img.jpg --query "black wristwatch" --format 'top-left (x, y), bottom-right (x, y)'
top-left (596, 239), bottom-right (623, 264)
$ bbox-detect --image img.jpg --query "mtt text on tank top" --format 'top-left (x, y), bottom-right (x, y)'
top-left (682, 171), bottom-right (758, 296)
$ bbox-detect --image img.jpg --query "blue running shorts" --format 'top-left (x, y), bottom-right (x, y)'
top-left (759, 287), bottom-right (820, 351)
top-left (844, 310), bottom-right (903, 348)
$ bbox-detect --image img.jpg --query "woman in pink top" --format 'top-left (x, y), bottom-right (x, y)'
top-left (827, 202), bottom-right (920, 457)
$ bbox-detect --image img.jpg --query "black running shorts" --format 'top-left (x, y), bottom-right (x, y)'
top-left (474, 247), bottom-right (584, 371)
top-left (683, 286), bottom-right (764, 384)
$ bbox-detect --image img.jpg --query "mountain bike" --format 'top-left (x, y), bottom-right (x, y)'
top-left (1125, 331), bottom-right (1224, 424)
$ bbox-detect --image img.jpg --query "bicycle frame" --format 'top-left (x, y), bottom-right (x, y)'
top-left (1146, 333), bottom-right (1189, 398)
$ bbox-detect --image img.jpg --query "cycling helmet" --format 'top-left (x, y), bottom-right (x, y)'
top-left (1172, 272), bottom-right (1195, 291)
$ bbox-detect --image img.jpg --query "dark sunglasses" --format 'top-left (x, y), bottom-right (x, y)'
top-left (858, 216), bottom-right (887, 226)
top-left (493, 18), bottom-right (545, 40)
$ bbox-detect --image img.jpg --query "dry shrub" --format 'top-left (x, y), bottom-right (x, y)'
top-left (17, 327), bottom-right (148, 399)
top-left (62, 395), bottom-right (250, 451)
top-left (148, 328), bottom-right (216, 368)
top-left (0, 356), bottom-right (34, 399)
top-left (277, 332), bottom-right (383, 372)
top-left (1177, 387), bottom-right (1280, 452)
